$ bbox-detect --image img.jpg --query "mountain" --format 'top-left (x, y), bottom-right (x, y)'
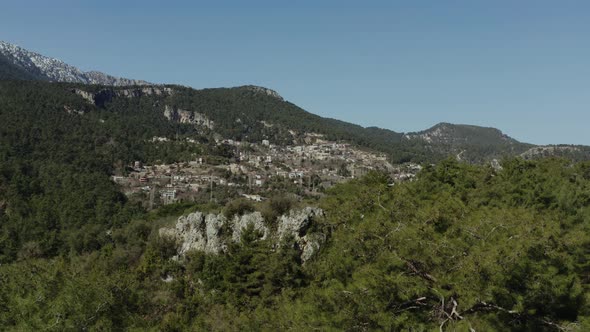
top-left (403, 122), bottom-right (533, 162)
top-left (0, 41), bottom-right (588, 163)
top-left (405, 122), bottom-right (519, 146)
top-left (0, 40), bottom-right (150, 86)
top-left (2, 43), bottom-right (590, 331)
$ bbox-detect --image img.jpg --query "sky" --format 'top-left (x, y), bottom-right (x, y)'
top-left (1, 0), bottom-right (589, 145)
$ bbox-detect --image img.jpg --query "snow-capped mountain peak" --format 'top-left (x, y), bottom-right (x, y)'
top-left (0, 40), bottom-right (150, 86)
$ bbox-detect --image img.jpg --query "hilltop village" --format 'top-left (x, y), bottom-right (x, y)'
top-left (112, 135), bottom-right (422, 208)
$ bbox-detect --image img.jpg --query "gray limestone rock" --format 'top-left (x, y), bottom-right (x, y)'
top-left (159, 211), bottom-right (226, 255)
top-left (231, 211), bottom-right (268, 242)
top-left (159, 207), bottom-right (326, 263)
top-left (164, 105), bottom-right (214, 129)
top-left (277, 207), bottom-right (325, 262)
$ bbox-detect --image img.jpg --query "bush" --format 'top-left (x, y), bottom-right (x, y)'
top-left (223, 198), bottom-right (255, 219)
top-left (261, 194), bottom-right (297, 224)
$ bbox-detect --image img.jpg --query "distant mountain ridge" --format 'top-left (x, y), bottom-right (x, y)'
top-left (405, 122), bottom-right (518, 145)
top-left (0, 40), bottom-right (150, 86)
top-left (402, 122), bottom-right (533, 161)
top-left (0, 41), bottom-right (588, 163)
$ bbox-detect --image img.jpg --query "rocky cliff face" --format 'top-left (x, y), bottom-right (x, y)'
top-left (72, 87), bottom-right (173, 107)
top-left (71, 87), bottom-right (217, 130)
top-left (276, 207), bottom-right (327, 262)
top-left (159, 211), bottom-right (227, 255)
top-left (242, 85), bottom-right (284, 101)
top-left (0, 40), bottom-right (150, 86)
top-left (520, 145), bottom-right (581, 159)
top-left (159, 207), bottom-right (325, 262)
top-left (163, 105), bottom-right (214, 129)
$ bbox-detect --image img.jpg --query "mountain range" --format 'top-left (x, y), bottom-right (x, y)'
top-left (0, 41), bottom-right (149, 86)
top-left (0, 39), bottom-right (588, 163)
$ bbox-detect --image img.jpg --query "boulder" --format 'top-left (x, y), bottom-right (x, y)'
top-left (159, 207), bottom-right (326, 263)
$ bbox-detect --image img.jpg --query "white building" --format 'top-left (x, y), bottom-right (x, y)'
top-left (160, 190), bottom-right (177, 205)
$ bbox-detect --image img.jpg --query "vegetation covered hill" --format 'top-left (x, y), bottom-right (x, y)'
top-left (0, 80), bottom-right (207, 262)
top-left (163, 84), bottom-right (425, 161)
top-left (1, 158), bottom-right (589, 331)
top-left (1, 73), bottom-right (590, 331)
top-left (1, 41), bottom-right (588, 164)
top-left (0, 77), bottom-right (566, 164)
top-left (404, 122), bottom-right (533, 162)
top-left (1, 41), bottom-right (590, 332)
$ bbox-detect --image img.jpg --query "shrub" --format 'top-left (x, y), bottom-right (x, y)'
top-left (223, 198), bottom-right (255, 219)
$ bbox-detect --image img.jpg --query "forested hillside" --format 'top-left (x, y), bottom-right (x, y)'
top-left (405, 122), bottom-right (533, 162)
top-left (1, 158), bottom-right (589, 330)
top-left (1, 79), bottom-right (590, 331)
top-left (0, 81), bottom-right (207, 262)
top-left (0, 40), bottom-right (582, 164)
top-left (0, 79), bottom-right (566, 165)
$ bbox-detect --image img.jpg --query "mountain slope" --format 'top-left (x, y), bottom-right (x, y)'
top-left (0, 40), bottom-right (150, 85)
top-left (404, 122), bottom-right (533, 162)
top-left (3, 78), bottom-right (585, 164)
top-left (63, 83), bottom-right (434, 162)
top-left (0, 41), bottom-right (588, 163)
top-left (405, 122), bottom-right (518, 146)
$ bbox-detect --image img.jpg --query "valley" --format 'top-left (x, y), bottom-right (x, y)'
top-left (0, 39), bottom-right (589, 331)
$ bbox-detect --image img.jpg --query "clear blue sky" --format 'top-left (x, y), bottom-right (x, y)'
top-left (1, 0), bottom-right (589, 145)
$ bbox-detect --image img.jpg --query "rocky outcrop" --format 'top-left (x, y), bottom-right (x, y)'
top-left (277, 207), bottom-right (326, 262)
top-left (72, 87), bottom-right (174, 107)
top-left (242, 85), bottom-right (284, 101)
top-left (0, 40), bottom-right (150, 86)
top-left (158, 212), bottom-right (227, 255)
top-left (231, 211), bottom-right (268, 242)
top-left (73, 89), bottom-right (95, 104)
top-left (63, 105), bottom-right (85, 115)
top-left (520, 145), bottom-right (580, 160)
top-left (118, 86), bottom-right (174, 98)
top-left (84, 71), bottom-right (151, 86)
top-left (163, 105), bottom-right (214, 129)
top-left (159, 207), bottom-right (325, 263)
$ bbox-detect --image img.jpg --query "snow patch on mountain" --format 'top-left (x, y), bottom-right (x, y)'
top-left (0, 40), bottom-right (150, 86)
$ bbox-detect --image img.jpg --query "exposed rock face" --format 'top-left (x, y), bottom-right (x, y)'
top-left (73, 87), bottom-right (173, 106)
top-left (301, 232), bottom-right (326, 262)
top-left (159, 207), bottom-right (325, 263)
top-left (163, 105), bottom-right (214, 129)
top-left (231, 211), bottom-right (268, 242)
top-left (84, 71), bottom-right (151, 86)
top-left (73, 89), bottom-right (95, 104)
top-left (63, 105), bottom-right (84, 115)
top-left (520, 145), bottom-right (580, 160)
top-left (277, 207), bottom-right (326, 262)
top-left (118, 86), bottom-right (174, 97)
top-left (158, 212), bottom-right (226, 255)
top-left (242, 85), bottom-right (284, 101)
top-left (0, 40), bottom-right (150, 86)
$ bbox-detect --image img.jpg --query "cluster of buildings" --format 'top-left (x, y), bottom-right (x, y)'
top-left (112, 136), bottom-right (421, 207)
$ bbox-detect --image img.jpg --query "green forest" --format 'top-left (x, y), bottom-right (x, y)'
top-left (1, 158), bottom-right (590, 331)
top-left (1, 79), bottom-right (590, 331)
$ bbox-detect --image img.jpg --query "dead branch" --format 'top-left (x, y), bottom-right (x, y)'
top-left (405, 259), bottom-right (438, 283)
top-left (461, 301), bottom-right (567, 331)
